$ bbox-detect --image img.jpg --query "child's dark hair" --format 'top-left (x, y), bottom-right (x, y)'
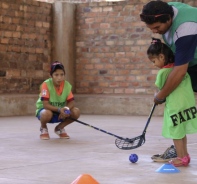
top-left (147, 38), bottom-right (174, 65)
top-left (50, 61), bottom-right (65, 76)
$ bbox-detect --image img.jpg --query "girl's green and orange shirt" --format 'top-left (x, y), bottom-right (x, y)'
top-left (36, 78), bottom-right (74, 116)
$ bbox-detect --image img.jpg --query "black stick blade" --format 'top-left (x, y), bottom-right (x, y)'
top-left (115, 135), bottom-right (145, 150)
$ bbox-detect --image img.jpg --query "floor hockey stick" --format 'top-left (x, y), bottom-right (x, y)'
top-left (64, 110), bottom-right (126, 140)
top-left (69, 117), bottom-right (129, 141)
top-left (115, 103), bottom-right (156, 150)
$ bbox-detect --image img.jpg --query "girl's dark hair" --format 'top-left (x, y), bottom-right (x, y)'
top-left (147, 38), bottom-right (174, 65)
top-left (50, 61), bottom-right (65, 76)
top-left (141, 1), bottom-right (174, 24)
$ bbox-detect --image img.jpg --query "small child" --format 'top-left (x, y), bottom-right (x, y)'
top-left (147, 38), bottom-right (197, 167)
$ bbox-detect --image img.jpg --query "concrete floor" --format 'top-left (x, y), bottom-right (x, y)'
top-left (0, 115), bottom-right (197, 184)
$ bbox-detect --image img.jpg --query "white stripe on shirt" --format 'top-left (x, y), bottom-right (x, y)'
top-left (164, 6), bottom-right (197, 44)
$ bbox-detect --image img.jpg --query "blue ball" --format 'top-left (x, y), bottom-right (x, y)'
top-left (65, 110), bottom-right (71, 114)
top-left (129, 154), bottom-right (138, 163)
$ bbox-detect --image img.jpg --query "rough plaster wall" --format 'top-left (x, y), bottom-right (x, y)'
top-left (52, 2), bottom-right (76, 90)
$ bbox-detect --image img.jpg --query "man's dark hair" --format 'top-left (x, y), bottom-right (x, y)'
top-left (140, 1), bottom-right (174, 24)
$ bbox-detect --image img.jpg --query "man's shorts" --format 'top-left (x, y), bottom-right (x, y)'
top-left (188, 64), bottom-right (197, 92)
top-left (36, 108), bottom-right (64, 123)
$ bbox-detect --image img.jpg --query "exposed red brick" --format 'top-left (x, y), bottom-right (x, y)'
top-left (1, 0), bottom-right (195, 95)
top-left (0, 0), bottom-right (52, 94)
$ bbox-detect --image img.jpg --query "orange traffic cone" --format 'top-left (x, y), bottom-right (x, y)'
top-left (70, 174), bottom-right (99, 184)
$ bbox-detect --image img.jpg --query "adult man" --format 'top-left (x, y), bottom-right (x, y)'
top-left (140, 1), bottom-right (197, 162)
top-left (36, 61), bottom-right (80, 140)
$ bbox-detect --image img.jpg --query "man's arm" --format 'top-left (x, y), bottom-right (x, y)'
top-left (154, 63), bottom-right (188, 104)
top-left (155, 28), bottom-right (197, 103)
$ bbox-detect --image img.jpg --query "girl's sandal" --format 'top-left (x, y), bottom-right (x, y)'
top-left (169, 156), bottom-right (189, 167)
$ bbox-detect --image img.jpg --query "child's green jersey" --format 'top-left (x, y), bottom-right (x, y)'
top-left (35, 78), bottom-right (72, 116)
top-left (155, 68), bottom-right (197, 139)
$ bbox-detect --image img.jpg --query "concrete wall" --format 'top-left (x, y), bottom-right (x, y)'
top-left (0, 94), bottom-right (38, 116)
top-left (52, 2), bottom-right (76, 90)
top-left (2, 94), bottom-right (197, 117)
top-left (0, 94), bottom-right (165, 117)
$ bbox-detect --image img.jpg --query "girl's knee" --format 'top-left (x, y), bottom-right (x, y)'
top-left (40, 109), bottom-right (53, 120)
top-left (71, 107), bottom-right (80, 119)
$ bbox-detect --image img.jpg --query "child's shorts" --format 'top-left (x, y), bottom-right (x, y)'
top-left (36, 108), bottom-right (64, 123)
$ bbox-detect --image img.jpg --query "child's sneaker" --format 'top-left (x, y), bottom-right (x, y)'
top-left (151, 145), bottom-right (177, 162)
top-left (54, 127), bottom-right (70, 139)
top-left (40, 128), bottom-right (50, 140)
